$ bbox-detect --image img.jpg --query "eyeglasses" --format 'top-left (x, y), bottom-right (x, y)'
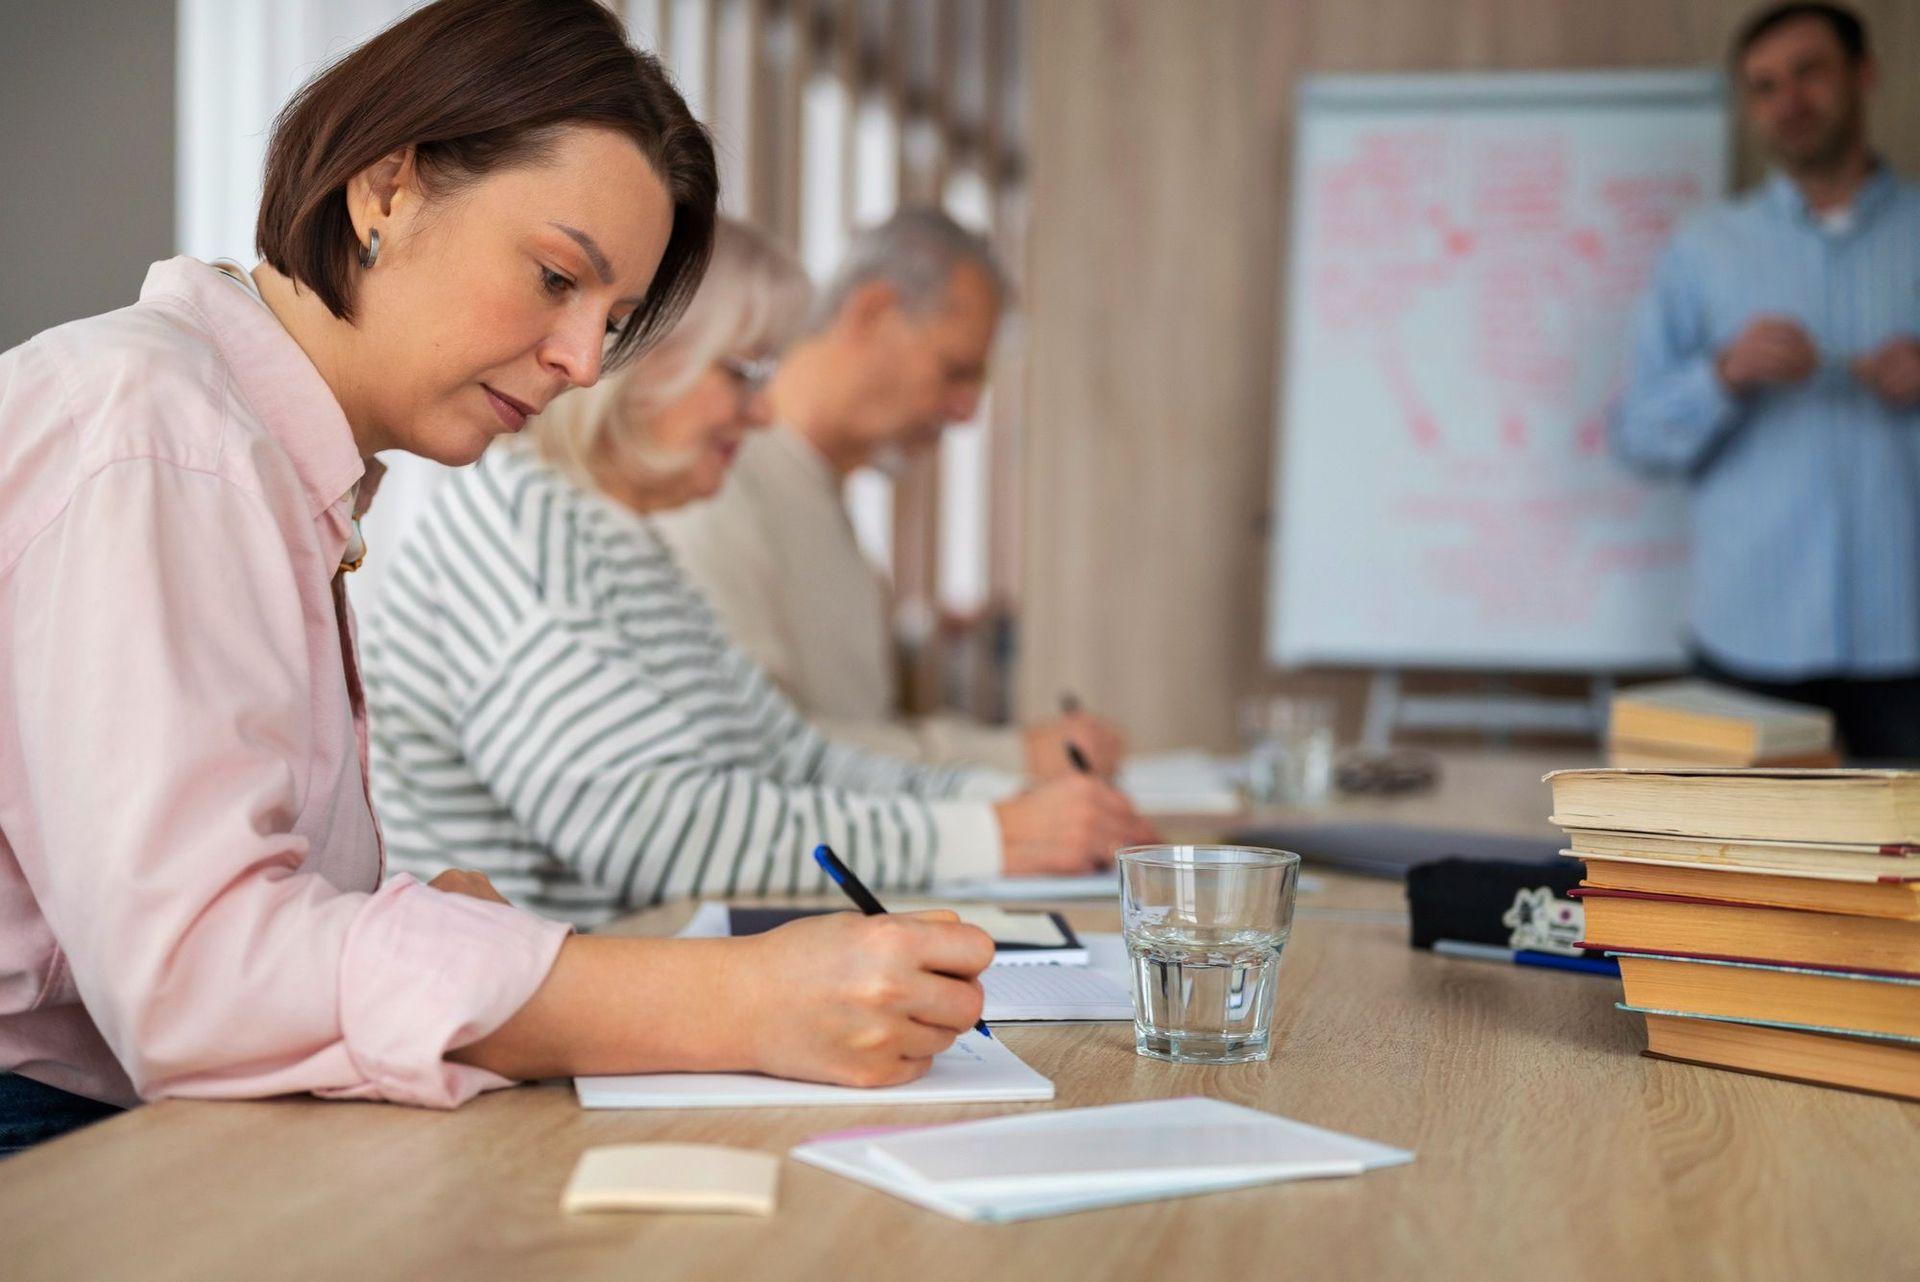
top-left (719, 355), bottom-right (778, 397)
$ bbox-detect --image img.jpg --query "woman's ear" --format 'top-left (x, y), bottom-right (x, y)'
top-left (345, 146), bottom-right (422, 245)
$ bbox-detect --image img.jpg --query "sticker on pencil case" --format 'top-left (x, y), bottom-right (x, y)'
top-left (1502, 886), bottom-right (1585, 956)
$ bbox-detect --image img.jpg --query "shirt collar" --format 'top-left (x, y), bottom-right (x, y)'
top-left (1765, 161), bottom-right (1898, 234)
top-left (768, 423), bottom-right (840, 493)
top-left (138, 257), bottom-right (366, 523)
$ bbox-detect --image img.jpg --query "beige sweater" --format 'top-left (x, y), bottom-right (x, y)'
top-left (656, 427), bottom-right (1027, 774)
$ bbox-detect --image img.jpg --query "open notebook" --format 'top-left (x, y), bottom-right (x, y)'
top-left (576, 1031), bottom-right (1053, 1109)
top-left (676, 903), bottom-right (1136, 1023)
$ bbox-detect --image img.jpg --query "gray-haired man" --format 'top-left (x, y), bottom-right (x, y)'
top-left (657, 209), bottom-right (1136, 810)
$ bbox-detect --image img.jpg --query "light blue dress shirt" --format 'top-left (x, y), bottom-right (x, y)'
top-left (1612, 167), bottom-right (1920, 680)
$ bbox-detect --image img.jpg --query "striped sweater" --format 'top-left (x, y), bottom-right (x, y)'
top-left (360, 443), bottom-right (1007, 927)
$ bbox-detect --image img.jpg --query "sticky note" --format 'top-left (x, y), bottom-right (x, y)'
top-left (560, 1143), bottom-right (779, 1215)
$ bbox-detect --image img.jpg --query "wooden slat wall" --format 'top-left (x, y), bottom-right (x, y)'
top-left (627, 0), bottom-right (1027, 721)
top-left (1015, 0), bottom-right (1920, 752)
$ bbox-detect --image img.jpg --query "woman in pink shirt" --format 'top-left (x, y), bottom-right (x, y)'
top-left (0, 0), bottom-right (992, 1156)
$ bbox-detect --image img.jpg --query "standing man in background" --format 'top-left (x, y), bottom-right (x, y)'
top-left (658, 208), bottom-right (1128, 779)
top-left (1613, 1), bottom-right (1920, 758)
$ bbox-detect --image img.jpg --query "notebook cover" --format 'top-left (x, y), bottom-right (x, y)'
top-left (1405, 857), bottom-right (1603, 958)
top-left (725, 906), bottom-right (1084, 956)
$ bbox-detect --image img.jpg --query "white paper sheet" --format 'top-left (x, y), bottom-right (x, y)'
top-left (791, 1097), bottom-right (1413, 1223)
top-left (980, 961), bottom-right (1134, 1022)
top-left (575, 1031), bottom-right (1053, 1109)
top-left (1118, 750), bottom-right (1244, 815)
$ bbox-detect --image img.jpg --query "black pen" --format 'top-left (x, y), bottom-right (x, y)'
top-left (812, 844), bottom-right (993, 1039)
top-left (1059, 692), bottom-right (1096, 774)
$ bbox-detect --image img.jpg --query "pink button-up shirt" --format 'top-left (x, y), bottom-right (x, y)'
top-left (0, 257), bottom-right (569, 1109)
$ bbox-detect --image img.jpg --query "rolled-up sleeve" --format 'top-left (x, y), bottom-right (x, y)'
top-left (1610, 239), bottom-right (1746, 474)
top-left (9, 460), bottom-right (566, 1108)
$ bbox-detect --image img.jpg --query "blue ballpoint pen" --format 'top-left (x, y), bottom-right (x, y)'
top-left (812, 844), bottom-right (994, 1039)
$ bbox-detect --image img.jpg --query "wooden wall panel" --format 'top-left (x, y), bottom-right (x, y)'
top-left (1016, 0), bottom-right (1920, 751)
top-left (1017, 0), bottom-right (1300, 746)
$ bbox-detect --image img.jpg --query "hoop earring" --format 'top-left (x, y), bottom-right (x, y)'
top-left (358, 228), bottom-right (381, 269)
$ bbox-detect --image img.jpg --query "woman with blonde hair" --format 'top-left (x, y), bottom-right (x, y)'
top-left (365, 215), bottom-right (1149, 927)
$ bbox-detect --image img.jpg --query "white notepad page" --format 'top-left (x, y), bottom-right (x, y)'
top-left (575, 1031), bottom-right (1053, 1110)
top-left (980, 965), bottom-right (1132, 1021)
top-left (980, 940), bottom-right (1134, 1022)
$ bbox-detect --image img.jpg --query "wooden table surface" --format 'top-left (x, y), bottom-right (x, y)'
top-left (5, 750), bottom-right (1917, 1281)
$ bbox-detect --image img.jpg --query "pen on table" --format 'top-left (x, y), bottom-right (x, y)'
top-left (1431, 938), bottom-right (1619, 977)
top-left (812, 844), bottom-right (994, 1038)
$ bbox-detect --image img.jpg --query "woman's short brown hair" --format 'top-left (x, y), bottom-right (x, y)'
top-left (256, 0), bottom-right (716, 367)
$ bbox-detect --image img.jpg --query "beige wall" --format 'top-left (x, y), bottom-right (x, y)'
top-left (0, 0), bottom-right (175, 350)
top-left (1016, 0), bottom-right (1920, 751)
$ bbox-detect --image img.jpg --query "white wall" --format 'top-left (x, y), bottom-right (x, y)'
top-left (0, 0), bottom-right (175, 349)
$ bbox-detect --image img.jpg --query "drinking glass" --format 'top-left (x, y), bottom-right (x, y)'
top-left (1118, 845), bottom-right (1300, 1064)
top-left (1240, 696), bottom-right (1336, 805)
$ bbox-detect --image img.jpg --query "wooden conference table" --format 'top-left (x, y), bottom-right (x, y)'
top-left (4, 750), bottom-right (1916, 1281)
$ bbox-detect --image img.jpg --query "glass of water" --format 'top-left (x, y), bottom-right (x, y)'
top-left (1119, 845), bottom-right (1300, 1064)
top-left (1239, 696), bottom-right (1336, 806)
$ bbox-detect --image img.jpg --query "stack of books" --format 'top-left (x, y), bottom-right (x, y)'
top-left (1548, 767), bottom-right (1920, 1100)
top-left (1605, 678), bottom-right (1838, 767)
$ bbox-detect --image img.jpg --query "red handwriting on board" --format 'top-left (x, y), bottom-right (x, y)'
top-left (1300, 120), bottom-right (1708, 631)
top-left (1308, 126), bottom-right (1708, 454)
top-left (1389, 486), bottom-right (1687, 627)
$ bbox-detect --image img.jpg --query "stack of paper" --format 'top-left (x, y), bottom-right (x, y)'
top-left (930, 872), bottom-right (1120, 901)
top-left (792, 1097), bottom-right (1412, 1222)
top-left (1119, 750), bottom-right (1243, 815)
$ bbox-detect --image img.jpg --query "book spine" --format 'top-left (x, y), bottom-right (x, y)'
top-left (1575, 940), bottom-right (1920, 981)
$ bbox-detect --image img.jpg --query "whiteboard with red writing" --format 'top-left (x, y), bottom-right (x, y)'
top-left (1269, 71), bottom-right (1727, 671)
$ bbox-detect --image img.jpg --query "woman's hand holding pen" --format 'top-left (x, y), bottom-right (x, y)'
top-left (733, 911), bottom-right (994, 1087)
top-left (993, 773), bottom-right (1160, 874)
top-left (1023, 710), bottom-right (1127, 781)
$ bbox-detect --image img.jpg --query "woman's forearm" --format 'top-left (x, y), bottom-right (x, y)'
top-left (450, 911), bottom-right (996, 1091)
top-left (447, 934), bottom-right (758, 1080)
